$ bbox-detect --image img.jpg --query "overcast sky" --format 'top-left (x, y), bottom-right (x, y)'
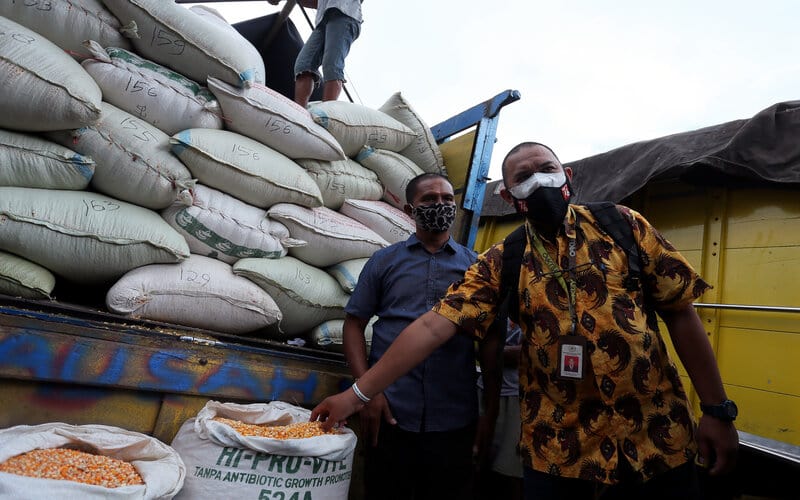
top-left (190, 0), bottom-right (800, 180)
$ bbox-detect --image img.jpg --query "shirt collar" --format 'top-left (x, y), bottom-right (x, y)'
top-left (405, 233), bottom-right (458, 254)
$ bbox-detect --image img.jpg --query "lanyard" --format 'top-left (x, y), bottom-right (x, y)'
top-left (527, 207), bottom-right (579, 335)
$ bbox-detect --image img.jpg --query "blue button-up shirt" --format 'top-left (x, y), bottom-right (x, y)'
top-left (346, 234), bottom-right (478, 432)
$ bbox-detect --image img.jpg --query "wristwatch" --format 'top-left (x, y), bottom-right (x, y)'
top-left (700, 399), bottom-right (738, 421)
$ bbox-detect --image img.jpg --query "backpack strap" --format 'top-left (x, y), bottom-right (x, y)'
top-left (497, 224), bottom-right (527, 324)
top-left (584, 202), bottom-right (641, 291)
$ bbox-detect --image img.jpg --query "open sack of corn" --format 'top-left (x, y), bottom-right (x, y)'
top-left (171, 401), bottom-right (356, 500)
top-left (0, 423), bottom-right (185, 499)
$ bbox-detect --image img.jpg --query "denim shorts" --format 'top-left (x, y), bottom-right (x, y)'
top-left (294, 8), bottom-right (361, 83)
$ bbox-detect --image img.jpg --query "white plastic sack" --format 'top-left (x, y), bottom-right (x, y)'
top-left (47, 102), bottom-right (195, 210)
top-left (298, 158), bottom-right (383, 210)
top-left (233, 256), bottom-right (348, 337)
top-left (0, 0), bottom-right (132, 61)
top-left (267, 203), bottom-right (389, 268)
top-left (161, 184), bottom-right (305, 265)
top-left (107, 255), bottom-right (281, 334)
top-left (0, 250), bottom-right (55, 300)
top-left (308, 101), bottom-right (416, 158)
top-left (171, 128), bottom-right (323, 209)
top-left (378, 91), bottom-right (446, 174)
top-left (0, 16), bottom-right (102, 132)
top-left (102, 0), bottom-right (264, 88)
top-left (207, 77), bottom-right (345, 161)
top-left (355, 146), bottom-right (425, 209)
top-left (0, 187), bottom-right (190, 284)
top-left (0, 422), bottom-right (185, 500)
top-left (82, 41), bottom-right (223, 135)
top-left (309, 318), bottom-right (375, 353)
top-left (171, 401), bottom-right (356, 500)
top-left (339, 199), bottom-right (416, 245)
top-left (0, 129), bottom-right (94, 190)
top-left (325, 257), bottom-right (369, 294)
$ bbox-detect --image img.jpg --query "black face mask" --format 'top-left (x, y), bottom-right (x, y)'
top-left (411, 202), bottom-right (457, 233)
top-left (509, 173), bottom-right (572, 228)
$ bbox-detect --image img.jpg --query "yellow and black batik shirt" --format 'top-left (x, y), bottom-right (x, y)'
top-left (433, 205), bottom-right (711, 484)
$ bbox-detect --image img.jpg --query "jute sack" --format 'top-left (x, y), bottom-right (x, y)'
top-left (161, 184), bottom-right (305, 265)
top-left (171, 128), bottom-right (323, 209)
top-left (325, 257), bottom-right (369, 293)
top-left (0, 422), bottom-right (185, 500)
top-left (82, 41), bottom-right (223, 135)
top-left (234, 256), bottom-right (348, 336)
top-left (339, 199), bottom-right (415, 245)
top-left (0, 0), bottom-right (132, 61)
top-left (0, 16), bottom-right (102, 132)
top-left (0, 129), bottom-right (94, 190)
top-left (207, 77), bottom-right (345, 161)
top-left (0, 250), bottom-right (56, 300)
top-left (309, 318), bottom-right (375, 353)
top-left (0, 187), bottom-right (190, 285)
top-left (297, 158), bottom-right (383, 210)
top-left (171, 401), bottom-right (356, 500)
top-left (47, 102), bottom-right (195, 210)
top-left (355, 146), bottom-right (425, 209)
top-left (378, 92), bottom-right (446, 174)
top-left (106, 254), bottom-right (281, 334)
top-left (308, 101), bottom-right (417, 158)
top-left (267, 203), bottom-right (389, 268)
top-left (102, 0), bottom-right (265, 88)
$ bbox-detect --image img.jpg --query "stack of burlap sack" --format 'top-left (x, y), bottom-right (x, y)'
top-left (0, 0), bottom-right (448, 351)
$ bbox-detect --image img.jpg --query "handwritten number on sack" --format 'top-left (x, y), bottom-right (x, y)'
top-left (151, 27), bottom-right (186, 55)
top-left (120, 117), bottom-right (157, 142)
top-left (180, 269), bottom-right (211, 287)
top-left (82, 199), bottom-right (121, 217)
top-left (19, 0), bottom-right (53, 11)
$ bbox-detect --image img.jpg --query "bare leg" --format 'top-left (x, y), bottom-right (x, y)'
top-left (322, 79), bottom-right (343, 102)
top-left (294, 72), bottom-right (315, 108)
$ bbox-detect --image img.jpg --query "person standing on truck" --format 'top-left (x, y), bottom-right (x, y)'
top-left (267, 0), bottom-right (362, 108)
top-left (343, 173), bottom-right (478, 500)
top-left (313, 142), bottom-right (739, 500)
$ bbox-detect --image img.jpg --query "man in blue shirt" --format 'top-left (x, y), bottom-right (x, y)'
top-left (343, 173), bottom-right (478, 500)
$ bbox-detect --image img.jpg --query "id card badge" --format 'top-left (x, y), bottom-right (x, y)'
top-left (557, 335), bottom-right (587, 380)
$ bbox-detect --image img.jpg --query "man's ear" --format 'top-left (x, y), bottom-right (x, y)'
top-left (500, 187), bottom-right (515, 206)
top-left (564, 166), bottom-right (573, 182)
top-left (403, 203), bottom-right (413, 217)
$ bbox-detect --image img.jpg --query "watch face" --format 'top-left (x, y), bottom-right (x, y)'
top-left (725, 400), bottom-right (739, 418)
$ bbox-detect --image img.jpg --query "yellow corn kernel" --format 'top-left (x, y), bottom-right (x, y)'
top-left (0, 448), bottom-right (144, 488)
top-left (213, 417), bottom-right (337, 439)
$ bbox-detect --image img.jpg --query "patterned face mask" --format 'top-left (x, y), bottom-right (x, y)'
top-left (411, 202), bottom-right (457, 233)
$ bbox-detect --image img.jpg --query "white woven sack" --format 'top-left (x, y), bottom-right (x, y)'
top-left (82, 41), bottom-right (223, 135)
top-left (325, 257), bottom-right (369, 293)
top-left (106, 254), bottom-right (281, 334)
top-left (171, 128), bottom-right (323, 209)
top-left (103, 0), bottom-right (264, 88)
top-left (161, 184), bottom-right (305, 265)
top-left (309, 318), bottom-right (375, 352)
top-left (355, 146), bottom-right (425, 209)
top-left (0, 0), bottom-right (132, 61)
top-left (308, 101), bottom-right (417, 158)
top-left (171, 401), bottom-right (356, 500)
top-left (0, 422), bottom-right (185, 500)
top-left (267, 203), bottom-right (389, 268)
top-left (0, 187), bottom-right (190, 284)
top-left (233, 256), bottom-right (348, 336)
top-left (0, 16), bottom-right (102, 132)
top-left (378, 92), bottom-right (446, 174)
top-left (207, 77), bottom-right (345, 161)
top-left (0, 250), bottom-right (56, 300)
top-left (0, 129), bottom-right (94, 190)
top-left (47, 101), bottom-right (195, 210)
top-left (339, 199), bottom-right (416, 245)
top-left (298, 158), bottom-right (383, 210)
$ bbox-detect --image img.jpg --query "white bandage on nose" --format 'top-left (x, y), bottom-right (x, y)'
top-left (508, 171), bottom-right (566, 199)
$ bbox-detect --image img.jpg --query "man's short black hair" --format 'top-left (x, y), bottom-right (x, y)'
top-left (405, 173), bottom-right (451, 205)
top-left (501, 142), bottom-right (561, 187)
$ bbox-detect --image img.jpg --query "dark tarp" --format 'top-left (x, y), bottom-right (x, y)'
top-left (482, 100), bottom-right (800, 216)
top-left (233, 13), bottom-right (322, 102)
top-left (570, 100), bottom-right (800, 203)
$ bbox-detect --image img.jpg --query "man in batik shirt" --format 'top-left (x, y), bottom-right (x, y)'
top-left (312, 142), bottom-right (739, 499)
